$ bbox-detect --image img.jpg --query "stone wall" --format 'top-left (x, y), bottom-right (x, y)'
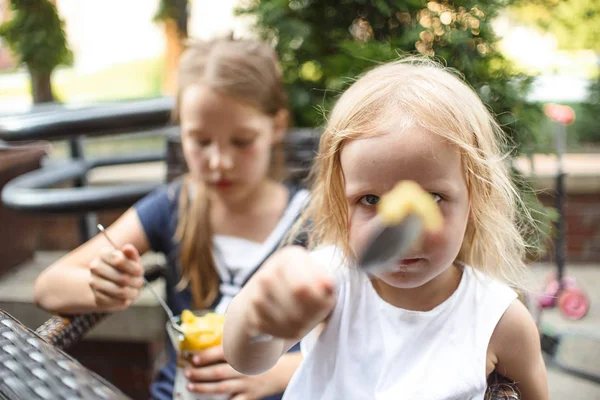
top-left (535, 179), bottom-right (600, 263)
top-left (517, 154), bottom-right (600, 264)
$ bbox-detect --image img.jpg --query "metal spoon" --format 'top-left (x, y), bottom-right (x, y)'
top-left (358, 213), bottom-right (423, 274)
top-left (96, 224), bottom-right (184, 335)
top-left (249, 213), bottom-right (424, 343)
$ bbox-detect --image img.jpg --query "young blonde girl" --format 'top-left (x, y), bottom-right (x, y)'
top-left (223, 59), bottom-right (548, 399)
top-left (34, 38), bottom-right (308, 400)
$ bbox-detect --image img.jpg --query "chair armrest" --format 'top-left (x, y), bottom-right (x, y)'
top-left (36, 312), bottom-right (107, 350)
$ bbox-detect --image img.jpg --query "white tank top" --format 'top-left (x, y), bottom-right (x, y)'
top-left (283, 246), bottom-right (517, 400)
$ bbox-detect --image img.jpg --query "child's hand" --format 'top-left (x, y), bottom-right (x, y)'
top-left (244, 246), bottom-right (336, 340)
top-left (184, 345), bottom-right (279, 399)
top-left (89, 244), bottom-right (144, 311)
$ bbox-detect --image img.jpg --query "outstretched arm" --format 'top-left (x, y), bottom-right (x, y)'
top-left (223, 246), bottom-right (336, 375)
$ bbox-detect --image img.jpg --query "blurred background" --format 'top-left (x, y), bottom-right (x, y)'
top-left (2, 0), bottom-right (599, 148)
top-left (0, 1), bottom-right (599, 399)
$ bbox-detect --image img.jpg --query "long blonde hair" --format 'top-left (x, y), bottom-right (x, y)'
top-left (173, 38), bottom-right (288, 308)
top-left (301, 58), bottom-right (535, 287)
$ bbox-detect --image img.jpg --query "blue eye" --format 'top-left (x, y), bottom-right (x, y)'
top-left (432, 193), bottom-right (442, 203)
top-left (359, 194), bottom-right (380, 206)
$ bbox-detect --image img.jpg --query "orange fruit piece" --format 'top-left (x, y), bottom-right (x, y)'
top-left (179, 311), bottom-right (225, 351)
top-left (377, 181), bottom-right (444, 232)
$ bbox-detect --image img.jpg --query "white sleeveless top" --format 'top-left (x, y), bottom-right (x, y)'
top-left (283, 246), bottom-right (517, 400)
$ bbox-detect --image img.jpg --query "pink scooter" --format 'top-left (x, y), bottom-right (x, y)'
top-left (537, 273), bottom-right (589, 320)
top-left (536, 104), bottom-right (591, 321)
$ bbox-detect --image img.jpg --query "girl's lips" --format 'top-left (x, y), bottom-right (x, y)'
top-left (214, 179), bottom-right (233, 188)
top-left (397, 258), bottom-right (423, 266)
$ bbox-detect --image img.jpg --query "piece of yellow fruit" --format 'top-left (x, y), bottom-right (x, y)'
top-left (377, 181), bottom-right (444, 232)
top-left (181, 309), bottom-right (196, 325)
top-left (179, 311), bottom-right (225, 351)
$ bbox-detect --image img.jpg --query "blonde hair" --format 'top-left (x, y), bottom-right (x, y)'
top-left (301, 58), bottom-right (534, 287)
top-left (174, 37), bottom-right (288, 308)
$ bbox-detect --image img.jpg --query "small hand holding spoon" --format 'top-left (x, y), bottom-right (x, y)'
top-left (249, 213), bottom-right (424, 343)
top-left (96, 224), bottom-right (184, 336)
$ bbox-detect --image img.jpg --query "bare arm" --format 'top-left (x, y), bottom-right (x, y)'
top-left (223, 246), bottom-right (336, 376)
top-left (490, 300), bottom-right (549, 400)
top-left (222, 289), bottom-right (298, 376)
top-left (33, 208), bottom-right (150, 314)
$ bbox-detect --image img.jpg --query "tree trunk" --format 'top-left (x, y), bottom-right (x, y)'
top-left (163, 18), bottom-right (185, 96)
top-left (162, 0), bottom-right (188, 95)
top-left (29, 68), bottom-right (55, 104)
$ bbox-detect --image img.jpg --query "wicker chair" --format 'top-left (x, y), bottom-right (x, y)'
top-left (33, 128), bottom-right (520, 400)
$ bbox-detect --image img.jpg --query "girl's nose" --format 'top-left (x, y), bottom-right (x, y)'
top-left (207, 145), bottom-right (234, 171)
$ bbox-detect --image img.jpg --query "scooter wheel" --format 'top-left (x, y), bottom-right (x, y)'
top-left (558, 288), bottom-right (589, 320)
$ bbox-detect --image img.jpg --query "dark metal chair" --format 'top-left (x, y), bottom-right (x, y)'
top-left (0, 98), bottom-right (173, 243)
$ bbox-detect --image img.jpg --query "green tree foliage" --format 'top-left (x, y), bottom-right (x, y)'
top-left (0, 0), bottom-right (73, 103)
top-left (237, 0), bottom-right (542, 151)
top-left (238, 0), bottom-right (553, 259)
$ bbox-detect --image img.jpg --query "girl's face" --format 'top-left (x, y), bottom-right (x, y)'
top-left (341, 125), bottom-right (470, 290)
top-left (180, 85), bottom-right (286, 202)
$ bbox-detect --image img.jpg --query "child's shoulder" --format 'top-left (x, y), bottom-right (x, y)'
top-left (135, 181), bottom-right (184, 225)
top-left (461, 265), bottom-right (533, 340)
top-left (459, 264), bottom-right (519, 327)
top-left (491, 299), bottom-right (538, 346)
top-left (165, 179), bottom-right (185, 201)
top-left (137, 180), bottom-right (183, 204)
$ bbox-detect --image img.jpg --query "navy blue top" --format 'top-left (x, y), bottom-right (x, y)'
top-left (134, 182), bottom-right (305, 400)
